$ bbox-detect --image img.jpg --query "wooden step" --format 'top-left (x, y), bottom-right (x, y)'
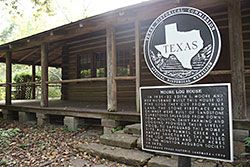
top-left (77, 143), bottom-right (153, 166)
top-left (100, 133), bottom-right (138, 149)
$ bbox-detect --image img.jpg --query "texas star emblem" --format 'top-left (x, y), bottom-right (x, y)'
top-left (143, 7), bottom-right (221, 85)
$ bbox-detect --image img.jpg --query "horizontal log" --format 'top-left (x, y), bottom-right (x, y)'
top-left (244, 69), bottom-right (250, 74)
top-left (115, 76), bottom-right (136, 81)
top-left (209, 70), bottom-right (231, 75)
top-left (67, 91), bottom-right (107, 96)
top-left (67, 34), bottom-right (106, 46)
top-left (68, 39), bottom-right (106, 51)
top-left (46, 76), bottom-right (136, 84)
top-left (67, 28), bottom-right (134, 47)
top-left (66, 97), bottom-right (107, 102)
top-left (0, 82), bottom-right (39, 87)
top-left (48, 78), bottom-right (107, 84)
top-left (66, 88), bottom-right (134, 94)
top-left (68, 39), bottom-right (135, 54)
top-left (67, 90), bottom-right (135, 96)
top-left (140, 69), bottom-right (232, 76)
top-left (233, 119), bottom-right (250, 130)
top-left (66, 85), bottom-right (134, 91)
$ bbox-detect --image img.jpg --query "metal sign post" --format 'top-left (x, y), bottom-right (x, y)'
top-left (178, 156), bottom-right (191, 167)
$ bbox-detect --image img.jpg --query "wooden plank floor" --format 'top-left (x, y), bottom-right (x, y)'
top-left (0, 100), bottom-right (140, 122)
top-left (0, 99), bottom-right (136, 112)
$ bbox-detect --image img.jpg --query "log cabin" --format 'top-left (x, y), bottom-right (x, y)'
top-left (0, 0), bottom-right (249, 158)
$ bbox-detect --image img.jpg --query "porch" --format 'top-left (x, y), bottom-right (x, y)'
top-left (0, 0), bottom-right (249, 131)
top-left (0, 99), bottom-right (139, 132)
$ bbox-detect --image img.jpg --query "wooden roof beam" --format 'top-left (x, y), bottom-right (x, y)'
top-left (0, 0), bottom-right (225, 53)
top-left (18, 47), bottom-right (40, 63)
top-left (34, 43), bottom-right (62, 65)
top-left (48, 55), bottom-right (62, 64)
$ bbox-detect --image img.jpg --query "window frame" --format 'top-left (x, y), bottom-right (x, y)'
top-left (77, 49), bottom-right (107, 78)
top-left (116, 43), bottom-right (135, 76)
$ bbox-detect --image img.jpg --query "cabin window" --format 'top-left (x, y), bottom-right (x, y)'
top-left (117, 45), bottom-right (133, 76)
top-left (95, 52), bottom-right (106, 77)
top-left (79, 53), bottom-right (92, 78)
top-left (78, 51), bottom-right (106, 78)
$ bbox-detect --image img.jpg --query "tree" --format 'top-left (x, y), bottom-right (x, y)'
top-left (0, 0), bottom-right (54, 17)
top-left (0, 24), bottom-right (15, 44)
top-left (0, 0), bottom-right (56, 44)
top-left (0, 0), bottom-right (89, 45)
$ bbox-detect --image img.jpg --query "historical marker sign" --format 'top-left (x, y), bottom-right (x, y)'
top-left (140, 83), bottom-right (233, 162)
top-left (143, 7), bottom-right (221, 85)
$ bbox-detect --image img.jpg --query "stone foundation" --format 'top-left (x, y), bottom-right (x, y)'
top-left (64, 116), bottom-right (80, 131)
top-left (19, 112), bottom-right (36, 123)
top-left (2, 109), bottom-right (18, 120)
top-left (233, 130), bottom-right (249, 157)
top-left (101, 118), bottom-right (121, 134)
top-left (36, 113), bottom-right (49, 126)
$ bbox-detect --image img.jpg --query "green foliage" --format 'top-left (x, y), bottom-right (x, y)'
top-left (0, 0), bottom-right (55, 45)
top-left (0, 128), bottom-right (20, 148)
top-left (0, 0), bottom-right (54, 17)
top-left (0, 24), bottom-right (15, 44)
top-left (244, 137), bottom-right (250, 147)
top-left (19, 143), bottom-right (29, 149)
top-left (48, 67), bottom-right (61, 81)
top-left (49, 86), bottom-right (61, 98)
top-left (0, 159), bottom-right (8, 166)
top-left (80, 69), bottom-right (91, 78)
top-left (0, 64), bottom-right (5, 100)
top-left (31, 0), bottom-right (54, 18)
top-left (14, 72), bottom-right (32, 83)
top-left (48, 67), bottom-right (61, 98)
top-left (0, 0), bottom-right (89, 45)
top-left (111, 126), bottom-right (123, 133)
top-left (0, 88), bottom-right (5, 100)
top-left (0, 78), bottom-right (5, 100)
top-left (13, 72), bottom-right (33, 99)
top-left (117, 67), bottom-right (130, 76)
top-left (12, 66), bottom-right (61, 99)
top-left (63, 125), bottom-right (75, 132)
top-left (96, 68), bottom-right (105, 77)
top-left (0, 0), bottom-right (20, 16)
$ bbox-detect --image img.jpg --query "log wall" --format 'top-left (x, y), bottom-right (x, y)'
top-left (62, 25), bottom-right (136, 104)
top-left (60, 1), bottom-right (250, 115)
top-left (242, 1), bottom-right (250, 112)
top-left (63, 30), bottom-right (107, 102)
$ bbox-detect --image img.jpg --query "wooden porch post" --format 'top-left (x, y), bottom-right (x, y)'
top-left (5, 50), bottom-right (12, 105)
top-left (61, 46), bottom-right (68, 100)
top-left (32, 64), bottom-right (36, 99)
top-left (41, 43), bottom-right (48, 107)
top-left (106, 26), bottom-right (117, 112)
top-left (135, 20), bottom-right (141, 113)
top-left (228, 0), bottom-right (247, 119)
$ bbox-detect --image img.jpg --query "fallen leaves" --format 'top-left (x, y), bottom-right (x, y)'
top-left (0, 119), bottom-right (128, 167)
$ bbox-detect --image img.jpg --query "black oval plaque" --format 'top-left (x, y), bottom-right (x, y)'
top-left (144, 7), bottom-right (221, 85)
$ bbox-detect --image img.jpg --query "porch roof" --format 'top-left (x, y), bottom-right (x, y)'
top-left (0, 0), bottom-right (224, 67)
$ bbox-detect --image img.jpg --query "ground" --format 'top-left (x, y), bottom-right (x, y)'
top-left (1, 119), bottom-right (250, 167)
top-left (0, 119), bottom-right (128, 167)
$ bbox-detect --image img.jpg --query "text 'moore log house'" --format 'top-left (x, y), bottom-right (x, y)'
top-left (0, 0), bottom-right (250, 155)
